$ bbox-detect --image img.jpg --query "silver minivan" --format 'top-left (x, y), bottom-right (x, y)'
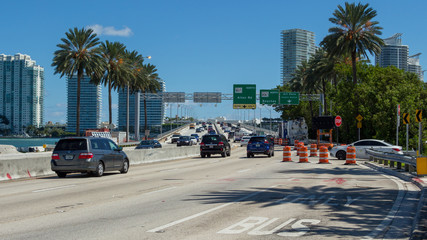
top-left (51, 137), bottom-right (129, 178)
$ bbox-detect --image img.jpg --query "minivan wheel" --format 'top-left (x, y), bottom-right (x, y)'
top-left (120, 159), bottom-right (129, 174)
top-left (227, 150), bottom-right (231, 157)
top-left (93, 162), bottom-right (104, 177)
top-left (221, 151), bottom-right (226, 157)
top-left (56, 172), bottom-right (67, 178)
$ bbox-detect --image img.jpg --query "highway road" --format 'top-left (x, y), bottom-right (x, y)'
top-left (0, 143), bottom-right (420, 239)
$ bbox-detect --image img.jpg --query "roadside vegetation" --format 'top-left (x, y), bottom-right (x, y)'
top-left (275, 2), bottom-right (427, 150)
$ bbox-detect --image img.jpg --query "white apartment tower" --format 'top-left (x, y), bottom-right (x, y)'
top-left (0, 54), bottom-right (44, 134)
top-left (376, 33), bottom-right (424, 81)
top-left (281, 29), bottom-right (316, 85)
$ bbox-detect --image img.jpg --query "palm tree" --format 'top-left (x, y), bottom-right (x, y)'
top-left (138, 64), bottom-right (161, 140)
top-left (52, 27), bottom-right (104, 136)
top-left (99, 41), bottom-right (130, 126)
top-left (124, 50), bottom-right (145, 141)
top-left (321, 2), bottom-right (384, 85)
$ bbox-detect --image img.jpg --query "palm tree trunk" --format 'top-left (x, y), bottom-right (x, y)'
top-left (352, 51), bottom-right (357, 85)
top-left (322, 78), bottom-right (327, 115)
top-left (144, 93), bottom-right (148, 140)
top-left (76, 69), bottom-right (82, 136)
top-left (108, 80), bottom-right (112, 125)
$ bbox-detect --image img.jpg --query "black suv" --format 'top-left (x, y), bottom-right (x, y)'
top-left (200, 134), bottom-right (231, 158)
top-left (51, 137), bottom-right (129, 178)
top-left (247, 135), bottom-right (275, 158)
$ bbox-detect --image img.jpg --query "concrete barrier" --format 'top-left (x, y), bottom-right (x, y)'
top-left (0, 146), bottom-right (200, 181)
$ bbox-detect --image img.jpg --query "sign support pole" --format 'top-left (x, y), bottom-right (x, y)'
top-left (419, 122), bottom-right (422, 155)
top-left (406, 124), bottom-right (409, 152)
top-left (396, 104), bottom-right (400, 146)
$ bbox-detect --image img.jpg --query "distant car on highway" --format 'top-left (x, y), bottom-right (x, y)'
top-left (51, 137), bottom-right (129, 178)
top-left (191, 133), bottom-right (200, 142)
top-left (200, 134), bottom-right (231, 158)
top-left (135, 140), bottom-right (162, 149)
top-left (246, 136), bottom-right (274, 158)
top-left (240, 136), bottom-right (251, 147)
top-left (177, 136), bottom-right (193, 146)
top-left (330, 139), bottom-right (403, 160)
top-left (190, 136), bottom-right (198, 145)
top-left (171, 133), bottom-right (181, 143)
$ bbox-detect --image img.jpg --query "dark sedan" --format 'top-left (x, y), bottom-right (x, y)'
top-left (177, 136), bottom-right (193, 146)
top-left (135, 140), bottom-right (162, 149)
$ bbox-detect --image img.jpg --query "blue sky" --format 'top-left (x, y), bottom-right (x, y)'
top-left (1, 0), bottom-right (426, 124)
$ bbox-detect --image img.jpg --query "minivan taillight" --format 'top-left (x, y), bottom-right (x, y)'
top-left (52, 153), bottom-right (60, 160)
top-left (79, 152), bottom-right (93, 159)
top-left (218, 142), bottom-right (224, 146)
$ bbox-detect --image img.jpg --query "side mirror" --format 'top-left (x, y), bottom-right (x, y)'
top-left (117, 146), bottom-right (123, 151)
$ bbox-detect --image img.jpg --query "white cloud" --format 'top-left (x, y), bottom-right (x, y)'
top-left (86, 24), bottom-right (133, 37)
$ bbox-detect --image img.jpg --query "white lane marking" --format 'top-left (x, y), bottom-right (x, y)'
top-left (160, 168), bottom-right (178, 172)
top-left (147, 185), bottom-right (278, 233)
top-left (363, 173), bottom-right (405, 239)
top-left (32, 185), bottom-right (76, 193)
top-left (145, 187), bottom-right (177, 195)
top-left (238, 169), bottom-right (251, 173)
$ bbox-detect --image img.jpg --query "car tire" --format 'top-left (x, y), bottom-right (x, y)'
top-left (247, 153), bottom-right (251, 158)
top-left (336, 150), bottom-right (346, 160)
top-left (120, 159), bottom-right (129, 174)
top-left (221, 151), bottom-right (226, 158)
top-left (56, 172), bottom-right (67, 178)
top-left (93, 161), bottom-right (104, 177)
top-left (207, 154), bottom-right (211, 158)
top-left (268, 151), bottom-right (272, 158)
top-left (201, 154), bottom-right (205, 158)
top-left (272, 150), bottom-right (275, 156)
top-left (227, 150), bottom-right (231, 156)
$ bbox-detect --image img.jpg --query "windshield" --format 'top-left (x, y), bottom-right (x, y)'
top-left (140, 140), bottom-right (153, 145)
top-left (202, 135), bottom-right (221, 143)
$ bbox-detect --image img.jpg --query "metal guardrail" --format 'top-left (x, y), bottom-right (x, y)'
top-left (366, 149), bottom-right (417, 172)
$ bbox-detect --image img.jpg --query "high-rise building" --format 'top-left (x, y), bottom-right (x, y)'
top-left (0, 54), bottom-right (44, 134)
top-left (375, 33), bottom-right (409, 71)
top-left (281, 29), bottom-right (316, 85)
top-left (118, 79), bottom-right (165, 135)
top-left (66, 75), bottom-right (101, 133)
top-left (376, 33), bottom-right (423, 81)
top-left (408, 53), bottom-right (424, 81)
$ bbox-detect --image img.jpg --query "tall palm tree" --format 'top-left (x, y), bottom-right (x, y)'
top-left (138, 64), bottom-right (161, 140)
top-left (99, 41), bottom-right (130, 126)
top-left (321, 2), bottom-right (384, 85)
top-left (124, 50), bottom-right (145, 141)
top-left (52, 27), bottom-right (104, 136)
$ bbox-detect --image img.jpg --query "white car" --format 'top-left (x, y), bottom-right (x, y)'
top-left (190, 136), bottom-right (198, 145)
top-left (330, 139), bottom-right (403, 160)
top-left (240, 136), bottom-right (252, 147)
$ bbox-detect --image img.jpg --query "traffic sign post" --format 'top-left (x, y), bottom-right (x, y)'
top-left (279, 92), bottom-right (299, 105)
top-left (356, 115), bottom-right (363, 140)
top-left (233, 84), bottom-right (256, 109)
top-left (397, 104), bottom-right (400, 146)
top-left (403, 113), bottom-right (410, 152)
top-left (260, 89), bottom-right (279, 105)
top-left (416, 110), bottom-right (422, 155)
top-left (335, 115), bottom-right (342, 143)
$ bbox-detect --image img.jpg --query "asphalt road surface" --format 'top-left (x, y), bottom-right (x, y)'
top-left (0, 145), bottom-right (420, 240)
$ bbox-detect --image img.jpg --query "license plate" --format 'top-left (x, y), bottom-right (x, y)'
top-left (209, 146), bottom-right (213, 148)
top-left (256, 144), bottom-right (260, 147)
top-left (65, 154), bottom-right (74, 160)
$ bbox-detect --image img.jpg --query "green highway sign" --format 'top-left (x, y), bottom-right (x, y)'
top-left (279, 92), bottom-right (300, 105)
top-left (260, 89), bottom-right (279, 105)
top-left (233, 84), bottom-right (256, 109)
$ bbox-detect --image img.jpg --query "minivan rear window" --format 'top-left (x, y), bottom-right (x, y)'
top-left (55, 139), bottom-right (87, 151)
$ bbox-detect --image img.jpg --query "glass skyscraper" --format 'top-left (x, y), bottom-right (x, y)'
top-left (281, 29), bottom-right (316, 85)
top-left (118, 79), bottom-right (165, 134)
top-left (376, 33), bottom-right (423, 81)
top-left (0, 54), bottom-right (44, 134)
top-left (66, 75), bottom-right (101, 133)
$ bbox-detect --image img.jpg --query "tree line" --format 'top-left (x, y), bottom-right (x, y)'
top-left (275, 2), bottom-right (426, 149)
top-left (52, 28), bottom-right (161, 139)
